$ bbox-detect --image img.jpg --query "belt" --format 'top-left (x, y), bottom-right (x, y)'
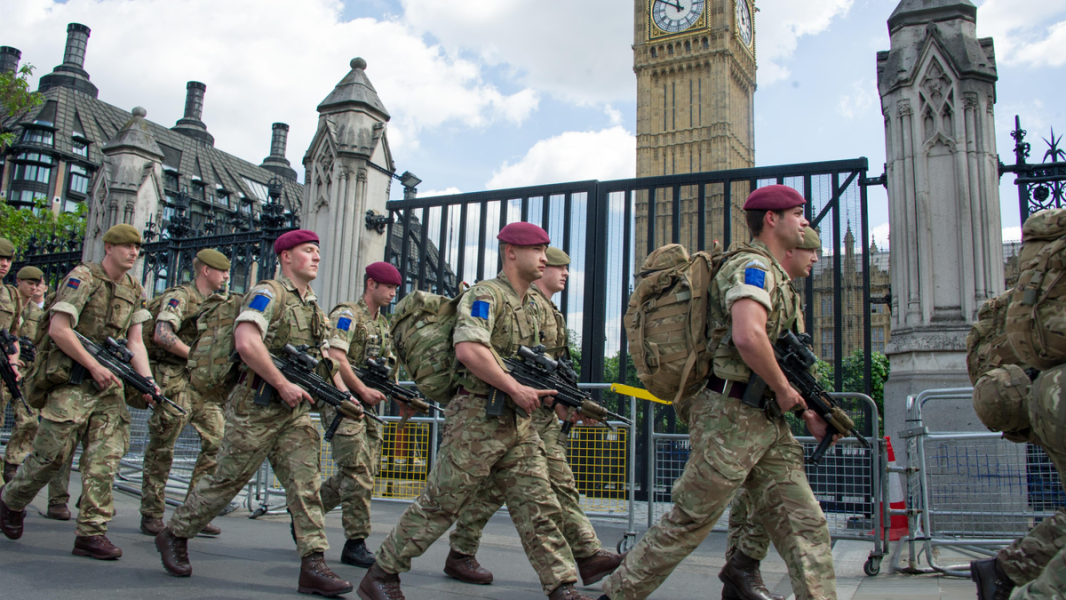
top-left (707, 375), bottom-right (748, 401)
top-left (458, 387), bottom-right (488, 399)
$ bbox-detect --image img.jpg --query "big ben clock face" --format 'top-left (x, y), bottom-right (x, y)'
top-left (651, 0), bottom-right (706, 35)
top-left (736, 0), bottom-right (753, 48)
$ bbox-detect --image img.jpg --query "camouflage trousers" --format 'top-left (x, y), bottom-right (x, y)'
top-left (376, 392), bottom-right (578, 595)
top-left (727, 486), bottom-right (774, 561)
top-left (168, 383), bottom-right (327, 558)
top-left (46, 422), bottom-right (88, 507)
top-left (1, 381), bottom-right (131, 537)
top-left (4, 398), bottom-right (39, 469)
top-left (318, 412), bottom-right (382, 540)
top-left (140, 370), bottom-right (225, 518)
top-left (450, 406), bottom-right (602, 559)
top-left (602, 389), bottom-right (836, 600)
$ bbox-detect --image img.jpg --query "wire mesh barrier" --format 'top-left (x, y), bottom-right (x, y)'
top-left (567, 425), bottom-right (629, 517)
top-left (375, 421), bottom-right (431, 500)
top-left (892, 388), bottom-right (1065, 577)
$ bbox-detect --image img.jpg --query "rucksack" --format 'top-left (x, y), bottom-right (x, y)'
top-left (1006, 208), bottom-right (1066, 371)
top-left (624, 242), bottom-right (745, 404)
top-left (966, 290), bottom-right (1023, 385)
top-left (186, 280), bottom-right (284, 398)
top-left (141, 285), bottom-right (200, 362)
top-left (390, 287), bottom-right (469, 405)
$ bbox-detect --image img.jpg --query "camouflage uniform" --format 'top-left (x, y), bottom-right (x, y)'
top-left (603, 240), bottom-right (836, 600)
top-left (375, 272), bottom-right (579, 595)
top-left (140, 284), bottom-right (225, 520)
top-left (449, 284), bottom-right (601, 560)
top-left (4, 299), bottom-right (43, 471)
top-left (998, 365), bottom-right (1066, 599)
top-left (318, 298), bottom-right (391, 541)
top-left (167, 274), bottom-right (333, 558)
top-left (1, 262), bottom-right (149, 537)
top-left (0, 283), bottom-right (21, 453)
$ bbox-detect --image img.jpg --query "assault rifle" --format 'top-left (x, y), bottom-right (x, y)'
top-left (497, 345), bottom-right (632, 446)
top-left (744, 330), bottom-right (870, 466)
top-left (253, 344), bottom-right (382, 442)
top-left (0, 329), bottom-right (28, 411)
top-left (352, 357), bottom-right (440, 430)
top-left (17, 336), bottom-right (35, 366)
top-left (70, 331), bottom-right (185, 415)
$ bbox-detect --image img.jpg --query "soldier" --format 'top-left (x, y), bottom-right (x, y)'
top-left (357, 222), bottom-right (594, 600)
top-left (600, 185), bottom-right (838, 600)
top-left (4, 266), bottom-right (44, 484)
top-left (0, 237), bottom-right (22, 466)
top-left (138, 249), bottom-right (231, 538)
top-left (723, 225), bottom-right (821, 600)
top-left (0, 224), bottom-right (157, 560)
top-left (445, 246), bottom-right (624, 587)
top-left (318, 260), bottom-right (403, 568)
top-left (970, 365), bottom-right (1066, 600)
top-left (155, 229), bottom-right (355, 597)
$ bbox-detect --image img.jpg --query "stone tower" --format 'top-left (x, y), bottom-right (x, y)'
top-left (877, 0), bottom-right (1001, 438)
top-left (302, 58), bottom-right (395, 309)
top-left (633, 0), bottom-right (756, 260)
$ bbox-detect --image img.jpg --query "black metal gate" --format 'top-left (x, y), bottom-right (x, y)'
top-left (384, 157), bottom-right (881, 501)
top-left (1000, 115), bottom-right (1066, 223)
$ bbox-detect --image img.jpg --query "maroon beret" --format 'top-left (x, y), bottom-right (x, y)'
top-left (743, 185), bottom-right (806, 211)
top-left (274, 229), bottom-right (320, 254)
top-left (497, 222), bottom-right (550, 246)
top-left (366, 261), bottom-right (402, 286)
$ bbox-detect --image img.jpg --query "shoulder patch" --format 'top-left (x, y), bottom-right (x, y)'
top-left (67, 278), bottom-right (81, 289)
top-left (255, 286), bottom-right (275, 299)
top-left (471, 300), bottom-right (490, 320)
top-left (744, 268), bottom-right (766, 288)
top-left (167, 298), bottom-right (180, 309)
top-left (744, 259), bottom-right (768, 270)
top-left (337, 317), bottom-right (352, 331)
top-left (249, 294), bottom-right (271, 312)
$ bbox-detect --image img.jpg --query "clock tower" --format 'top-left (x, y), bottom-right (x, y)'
top-left (633, 0), bottom-right (757, 256)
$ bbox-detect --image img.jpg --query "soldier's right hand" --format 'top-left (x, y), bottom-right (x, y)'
top-left (90, 364), bottom-right (121, 391)
top-left (511, 384), bottom-right (558, 415)
top-left (774, 385), bottom-right (806, 414)
top-left (277, 380), bottom-right (314, 408)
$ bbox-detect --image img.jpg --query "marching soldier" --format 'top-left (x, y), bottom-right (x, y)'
top-left (358, 222), bottom-right (594, 600)
top-left (723, 225), bottom-right (821, 600)
top-left (155, 230), bottom-right (355, 597)
top-left (318, 261), bottom-right (402, 568)
top-left (600, 186), bottom-right (838, 600)
top-left (0, 237), bottom-right (22, 477)
top-left (4, 266), bottom-right (43, 484)
top-left (0, 224), bottom-right (157, 560)
top-left (446, 246), bottom-right (624, 587)
top-left (139, 249), bottom-right (231, 538)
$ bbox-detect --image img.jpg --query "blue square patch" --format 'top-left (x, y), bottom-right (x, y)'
top-left (471, 300), bottom-right (490, 320)
top-left (337, 317), bottom-right (352, 331)
top-left (249, 294), bottom-right (271, 312)
top-left (744, 268), bottom-right (766, 288)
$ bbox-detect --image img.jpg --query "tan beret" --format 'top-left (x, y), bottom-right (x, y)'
top-left (16, 266), bottom-right (43, 281)
top-left (545, 247), bottom-right (571, 267)
top-left (102, 223), bottom-right (142, 245)
top-left (0, 238), bottom-right (14, 258)
top-left (196, 249), bottom-right (231, 271)
top-left (798, 227), bottom-right (821, 250)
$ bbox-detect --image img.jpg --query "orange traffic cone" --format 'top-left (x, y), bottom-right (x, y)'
top-left (885, 436), bottom-right (909, 541)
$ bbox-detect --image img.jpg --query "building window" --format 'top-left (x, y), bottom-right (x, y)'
top-left (872, 329), bottom-right (885, 353)
top-left (164, 170), bottom-right (180, 191)
top-left (685, 40), bottom-right (691, 52)
top-left (216, 191), bottom-right (230, 209)
top-left (821, 296), bottom-right (834, 317)
top-left (821, 330), bottom-right (834, 360)
top-left (20, 129), bottom-right (54, 147)
top-left (702, 37), bottom-right (709, 49)
top-left (13, 161), bottom-right (52, 185)
top-left (650, 47), bottom-right (657, 58)
top-left (72, 141), bottom-right (88, 158)
top-left (68, 164), bottom-right (90, 196)
top-left (241, 177), bottom-right (271, 202)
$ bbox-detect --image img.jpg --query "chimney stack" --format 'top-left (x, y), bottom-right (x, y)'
top-left (39, 23), bottom-right (98, 97)
top-left (0, 47), bottom-right (20, 74)
top-left (260, 122), bottom-right (297, 181)
top-left (63, 23), bottom-right (91, 69)
top-left (171, 81), bottom-right (214, 146)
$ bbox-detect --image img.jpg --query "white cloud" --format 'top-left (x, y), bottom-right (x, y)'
top-left (1002, 226), bottom-right (1022, 243)
top-left (977, 0), bottom-right (1066, 68)
top-left (837, 77), bottom-right (877, 119)
top-left (418, 187), bottom-right (462, 198)
top-left (486, 127), bottom-right (636, 189)
top-left (755, 0), bottom-right (856, 84)
top-left (4, 0), bottom-right (539, 178)
top-left (871, 222), bottom-right (891, 249)
top-left (604, 104), bottom-right (624, 127)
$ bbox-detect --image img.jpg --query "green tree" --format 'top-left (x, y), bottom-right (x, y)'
top-left (814, 349), bottom-right (891, 436)
top-left (0, 197), bottom-right (87, 251)
top-left (1, 64), bottom-right (44, 150)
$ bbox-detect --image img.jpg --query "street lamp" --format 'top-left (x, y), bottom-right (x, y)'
top-left (399, 171), bottom-right (421, 200)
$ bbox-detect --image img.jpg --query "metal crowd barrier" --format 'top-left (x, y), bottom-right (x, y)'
top-left (648, 392), bottom-right (889, 576)
top-left (891, 387), bottom-right (1063, 577)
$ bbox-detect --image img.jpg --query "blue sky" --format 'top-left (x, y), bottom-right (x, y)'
top-left (5, 0), bottom-right (1066, 246)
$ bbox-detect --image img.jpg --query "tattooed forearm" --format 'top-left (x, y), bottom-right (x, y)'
top-left (156, 321), bottom-right (180, 351)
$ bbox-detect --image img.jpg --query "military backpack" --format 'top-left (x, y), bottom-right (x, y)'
top-left (390, 287), bottom-right (469, 405)
top-left (966, 290), bottom-right (1024, 385)
top-left (1006, 208), bottom-right (1066, 370)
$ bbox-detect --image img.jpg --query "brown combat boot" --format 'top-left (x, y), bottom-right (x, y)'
top-left (0, 485), bottom-right (25, 540)
top-left (547, 583), bottom-right (596, 600)
top-left (576, 549), bottom-right (626, 585)
top-left (357, 563), bottom-right (406, 600)
top-left (971, 558), bottom-right (1015, 600)
top-left (155, 527), bottom-right (192, 577)
top-left (73, 534), bottom-right (123, 560)
top-left (443, 549), bottom-right (493, 585)
top-left (299, 552), bottom-right (354, 597)
top-left (3, 461), bottom-right (17, 484)
top-left (199, 521), bottom-right (222, 537)
top-left (140, 514), bottom-right (165, 536)
top-left (719, 550), bottom-right (785, 600)
top-left (46, 504), bottom-right (71, 520)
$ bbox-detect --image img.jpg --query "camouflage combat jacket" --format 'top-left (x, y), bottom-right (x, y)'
top-left (152, 283), bottom-right (208, 367)
top-left (0, 283), bottom-right (22, 337)
top-left (327, 297), bottom-right (394, 436)
top-left (530, 284), bottom-right (567, 358)
top-left (19, 298), bottom-right (44, 342)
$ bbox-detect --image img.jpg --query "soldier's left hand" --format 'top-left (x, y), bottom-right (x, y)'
top-left (358, 387), bottom-right (387, 407)
top-left (802, 410), bottom-right (842, 444)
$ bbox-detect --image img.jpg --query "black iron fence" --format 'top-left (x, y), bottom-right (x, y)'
top-left (384, 157), bottom-right (881, 500)
top-left (1000, 115), bottom-right (1066, 223)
